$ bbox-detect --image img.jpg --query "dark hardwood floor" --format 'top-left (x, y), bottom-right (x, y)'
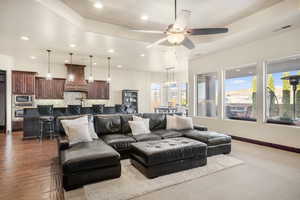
top-left (0, 132), bottom-right (64, 200)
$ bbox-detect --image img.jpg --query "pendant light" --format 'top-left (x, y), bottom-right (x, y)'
top-left (165, 67), bottom-right (176, 86)
top-left (88, 55), bottom-right (94, 83)
top-left (171, 67), bottom-right (176, 85)
top-left (107, 57), bottom-right (111, 82)
top-left (46, 49), bottom-right (53, 80)
top-left (68, 53), bottom-right (75, 82)
top-left (165, 68), bottom-right (169, 86)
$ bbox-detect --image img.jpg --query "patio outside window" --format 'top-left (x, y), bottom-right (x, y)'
top-left (224, 65), bottom-right (257, 121)
top-left (266, 57), bottom-right (300, 126)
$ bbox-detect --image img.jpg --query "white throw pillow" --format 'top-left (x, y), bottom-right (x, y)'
top-left (166, 115), bottom-right (177, 130)
top-left (132, 116), bottom-right (150, 131)
top-left (87, 115), bottom-right (99, 139)
top-left (61, 116), bottom-right (93, 145)
top-left (175, 115), bottom-right (193, 130)
top-left (129, 120), bottom-right (150, 135)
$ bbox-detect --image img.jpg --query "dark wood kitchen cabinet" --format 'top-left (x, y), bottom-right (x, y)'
top-left (35, 77), bottom-right (66, 99)
top-left (87, 81), bottom-right (109, 99)
top-left (12, 71), bottom-right (36, 95)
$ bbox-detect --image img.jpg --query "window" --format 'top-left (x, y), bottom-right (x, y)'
top-left (151, 82), bottom-right (188, 113)
top-left (225, 65), bottom-right (257, 121)
top-left (167, 83), bottom-right (178, 107)
top-left (196, 73), bottom-right (218, 117)
top-left (178, 83), bottom-right (188, 107)
top-left (150, 83), bottom-right (161, 111)
top-left (266, 57), bottom-right (300, 126)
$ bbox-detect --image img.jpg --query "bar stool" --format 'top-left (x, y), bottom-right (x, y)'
top-left (39, 116), bottom-right (55, 141)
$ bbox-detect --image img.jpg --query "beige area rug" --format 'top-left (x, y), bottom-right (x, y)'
top-left (65, 155), bottom-right (243, 200)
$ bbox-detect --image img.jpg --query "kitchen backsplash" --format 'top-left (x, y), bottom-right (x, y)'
top-left (35, 92), bottom-right (111, 107)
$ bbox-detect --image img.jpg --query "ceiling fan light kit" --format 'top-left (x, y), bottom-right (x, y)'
top-left (133, 0), bottom-right (229, 49)
top-left (167, 33), bottom-right (185, 45)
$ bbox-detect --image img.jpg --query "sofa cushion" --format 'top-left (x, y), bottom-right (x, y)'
top-left (61, 140), bottom-right (120, 174)
top-left (151, 129), bottom-right (183, 139)
top-left (56, 115), bottom-right (86, 135)
top-left (175, 116), bottom-right (193, 130)
top-left (94, 115), bottom-right (121, 136)
top-left (120, 114), bottom-right (143, 135)
top-left (183, 130), bottom-right (231, 146)
top-left (133, 134), bottom-right (162, 142)
top-left (61, 116), bottom-right (93, 145)
top-left (142, 113), bottom-right (166, 131)
top-left (129, 119), bottom-right (150, 135)
top-left (102, 134), bottom-right (136, 151)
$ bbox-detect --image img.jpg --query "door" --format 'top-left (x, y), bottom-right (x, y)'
top-left (0, 71), bottom-right (6, 133)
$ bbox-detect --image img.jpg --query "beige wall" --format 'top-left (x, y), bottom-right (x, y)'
top-left (189, 27), bottom-right (300, 148)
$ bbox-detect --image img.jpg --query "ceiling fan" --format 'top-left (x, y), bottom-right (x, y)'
top-left (131, 0), bottom-right (229, 49)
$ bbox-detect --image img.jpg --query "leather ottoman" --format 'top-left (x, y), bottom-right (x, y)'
top-left (130, 137), bottom-right (207, 178)
top-left (183, 130), bottom-right (231, 156)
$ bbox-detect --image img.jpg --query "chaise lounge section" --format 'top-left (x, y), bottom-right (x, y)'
top-left (183, 130), bottom-right (231, 156)
top-left (61, 140), bottom-right (121, 191)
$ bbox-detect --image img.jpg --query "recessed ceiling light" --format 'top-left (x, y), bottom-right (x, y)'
top-left (94, 2), bottom-right (103, 9)
top-left (30, 56), bottom-right (36, 59)
top-left (141, 15), bottom-right (149, 21)
top-left (108, 49), bottom-right (115, 53)
top-left (93, 62), bottom-right (97, 65)
top-left (235, 69), bottom-right (240, 72)
top-left (140, 54), bottom-right (145, 57)
top-left (69, 44), bottom-right (76, 48)
top-left (117, 65), bottom-right (123, 68)
top-left (20, 36), bottom-right (29, 41)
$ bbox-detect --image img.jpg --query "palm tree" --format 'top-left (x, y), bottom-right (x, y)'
top-left (282, 72), bottom-right (291, 118)
top-left (267, 74), bottom-right (276, 116)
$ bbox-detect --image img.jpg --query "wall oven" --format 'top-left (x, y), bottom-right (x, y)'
top-left (14, 109), bottom-right (24, 118)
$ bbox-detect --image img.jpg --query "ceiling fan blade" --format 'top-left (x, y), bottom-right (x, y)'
top-left (130, 30), bottom-right (165, 34)
top-left (182, 37), bottom-right (195, 49)
top-left (173, 10), bottom-right (191, 32)
top-left (146, 37), bottom-right (168, 48)
top-left (189, 28), bottom-right (228, 35)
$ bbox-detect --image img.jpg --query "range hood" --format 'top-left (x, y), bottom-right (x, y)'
top-left (64, 64), bottom-right (88, 92)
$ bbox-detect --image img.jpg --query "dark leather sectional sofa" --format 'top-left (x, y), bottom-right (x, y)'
top-left (57, 113), bottom-right (231, 190)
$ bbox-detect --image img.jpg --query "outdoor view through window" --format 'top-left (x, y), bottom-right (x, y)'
top-left (225, 65), bottom-right (257, 121)
top-left (150, 83), bottom-right (188, 114)
top-left (266, 57), bottom-right (300, 126)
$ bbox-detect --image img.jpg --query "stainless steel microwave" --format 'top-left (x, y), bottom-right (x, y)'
top-left (14, 95), bottom-right (34, 105)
